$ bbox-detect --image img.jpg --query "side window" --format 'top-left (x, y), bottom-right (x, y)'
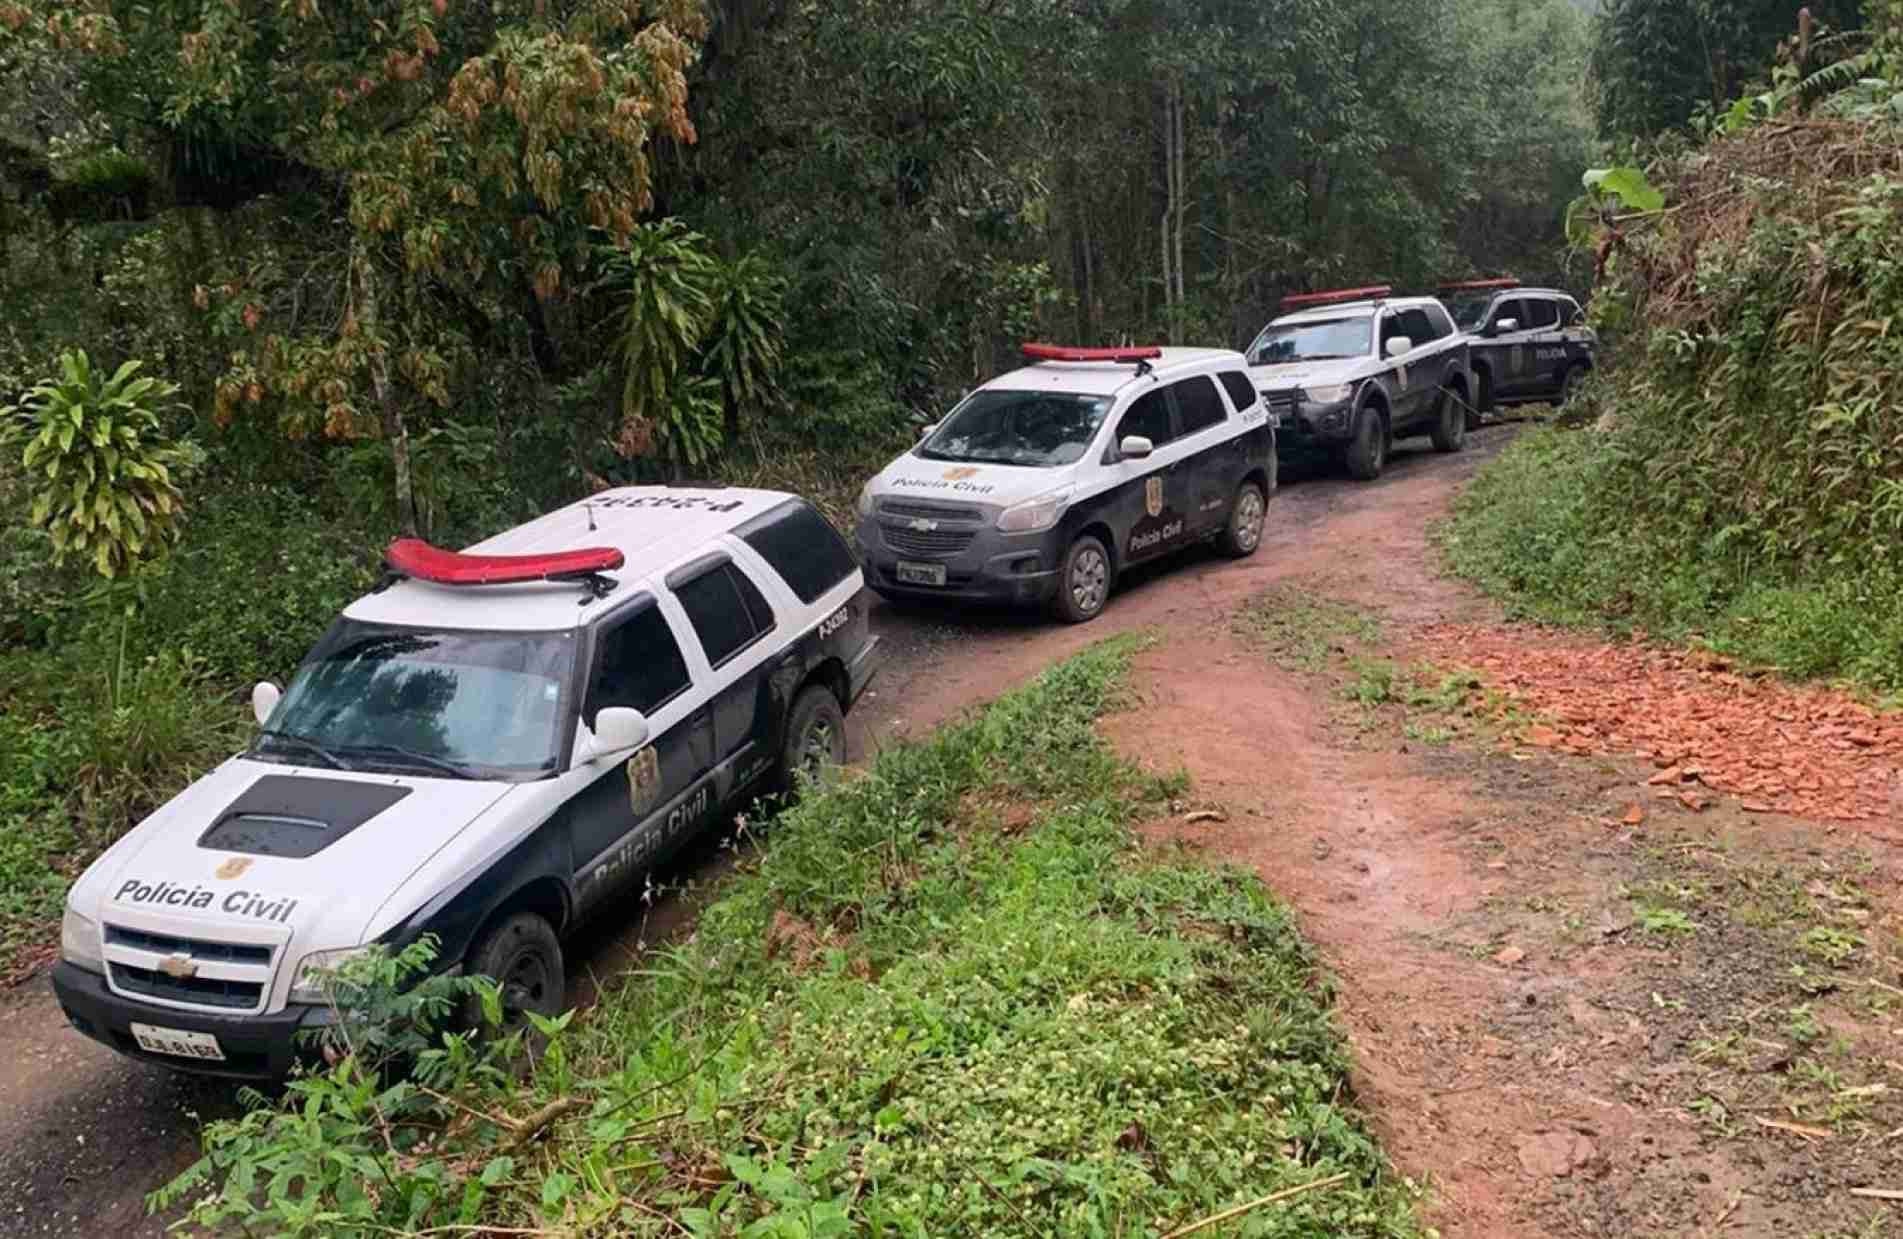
top-left (738, 502), bottom-right (857, 605)
top-left (1560, 297), bottom-right (1585, 326)
top-left (1172, 375), bottom-right (1228, 434)
top-left (1490, 298), bottom-right (1526, 331)
top-left (587, 601), bottom-right (691, 722)
top-left (1217, 370), bottom-right (1258, 412)
top-left (1378, 312), bottom-right (1408, 353)
top-left (1525, 298), bottom-right (1559, 330)
top-left (674, 564), bottom-right (770, 669)
top-left (1423, 303), bottom-right (1455, 340)
top-left (1114, 389), bottom-right (1175, 451)
top-left (730, 562), bottom-right (776, 632)
top-left (1399, 309), bottom-right (1436, 346)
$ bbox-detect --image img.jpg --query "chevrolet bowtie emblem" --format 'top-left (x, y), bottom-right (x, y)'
top-left (157, 953), bottom-right (198, 979)
top-left (909, 517), bottom-right (938, 532)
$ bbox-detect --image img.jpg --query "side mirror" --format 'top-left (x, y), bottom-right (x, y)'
top-left (1384, 336), bottom-right (1413, 359)
top-left (251, 681), bottom-right (281, 726)
top-left (584, 706), bottom-right (650, 762)
top-left (1490, 318), bottom-right (1518, 336)
top-left (1119, 434), bottom-right (1154, 460)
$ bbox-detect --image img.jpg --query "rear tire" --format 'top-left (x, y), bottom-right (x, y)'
top-left (1218, 480), bottom-right (1267, 558)
top-left (1343, 405), bottom-right (1387, 481)
top-left (1052, 533), bottom-right (1112, 623)
top-left (1429, 384), bottom-right (1467, 453)
top-left (464, 911), bottom-right (563, 1034)
top-left (780, 685), bottom-right (847, 789)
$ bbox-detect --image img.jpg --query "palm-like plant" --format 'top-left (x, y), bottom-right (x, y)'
top-left (700, 252), bottom-right (788, 429)
top-left (601, 220), bottom-right (718, 467)
top-left (3, 350), bottom-right (187, 578)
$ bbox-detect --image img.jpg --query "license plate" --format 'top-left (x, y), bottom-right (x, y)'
top-left (895, 561), bottom-right (947, 587)
top-left (130, 1022), bottom-right (226, 1062)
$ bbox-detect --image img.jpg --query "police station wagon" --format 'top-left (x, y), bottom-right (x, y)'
top-left (51, 487), bottom-right (880, 1077)
top-left (854, 344), bottom-right (1276, 623)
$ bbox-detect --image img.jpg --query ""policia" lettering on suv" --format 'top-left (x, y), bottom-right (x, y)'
top-left (113, 879), bottom-right (300, 923)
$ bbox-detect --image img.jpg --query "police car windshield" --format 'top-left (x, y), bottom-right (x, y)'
top-left (917, 390), bottom-right (1113, 467)
top-left (256, 621), bottom-right (574, 780)
top-left (1249, 316), bottom-right (1371, 365)
top-left (1447, 295), bottom-right (1493, 330)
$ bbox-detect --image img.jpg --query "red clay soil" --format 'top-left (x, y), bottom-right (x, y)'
top-left (1424, 623), bottom-right (1903, 827)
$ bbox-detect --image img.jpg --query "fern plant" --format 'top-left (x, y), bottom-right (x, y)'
top-left (2, 350), bottom-right (188, 579)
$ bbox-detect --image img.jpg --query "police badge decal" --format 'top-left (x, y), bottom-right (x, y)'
top-left (626, 746), bottom-right (661, 814)
top-left (1144, 475), bottom-right (1164, 518)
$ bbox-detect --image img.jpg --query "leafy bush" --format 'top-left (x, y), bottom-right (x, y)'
top-left (2, 350), bottom-right (190, 578)
top-left (160, 641), bottom-right (1423, 1237)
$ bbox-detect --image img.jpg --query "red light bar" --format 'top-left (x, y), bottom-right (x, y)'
top-left (1437, 277), bottom-right (1520, 292)
top-left (1280, 284), bottom-right (1392, 310)
top-left (1021, 343), bottom-right (1164, 363)
top-left (385, 538), bottom-right (625, 586)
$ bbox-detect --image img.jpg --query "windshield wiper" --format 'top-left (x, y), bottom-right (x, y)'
top-left (342, 742), bottom-right (480, 780)
top-left (255, 729), bottom-right (352, 771)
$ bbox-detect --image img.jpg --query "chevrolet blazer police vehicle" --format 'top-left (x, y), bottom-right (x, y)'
top-left (52, 487), bottom-right (880, 1078)
top-left (1439, 277), bottom-right (1596, 417)
top-left (854, 344), bottom-right (1275, 623)
top-left (1245, 286), bottom-right (1474, 481)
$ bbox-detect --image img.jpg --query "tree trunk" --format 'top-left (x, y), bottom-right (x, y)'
top-left (1172, 77), bottom-right (1186, 316)
top-left (353, 240), bottom-right (417, 537)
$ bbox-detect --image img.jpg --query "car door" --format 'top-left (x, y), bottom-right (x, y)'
top-left (1103, 387), bottom-right (1194, 564)
top-left (1167, 373), bottom-right (1237, 534)
top-left (1521, 296), bottom-right (1566, 395)
top-left (1485, 297), bottom-right (1537, 401)
top-left (667, 553), bottom-right (782, 806)
top-left (567, 594), bottom-right (714, 914)
top-left (1378, 309), bottom-right (1434, 425)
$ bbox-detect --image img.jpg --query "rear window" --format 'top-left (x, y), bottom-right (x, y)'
top-left (674, 564), bottom-right (769, 668)
top-left (1172, 375), bottom-right (1228, 434)
top-left (738, 502), bottom-right (858, 605)
top-left (1217, 371), bottom-right (1258, 411)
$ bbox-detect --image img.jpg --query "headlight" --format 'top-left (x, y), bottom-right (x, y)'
top-left (856, 481), bottom-right (877, 518)
top-left (997, 490), bottom-right (1070, 534)
top-left (1302, 383), bottom-right (1356, 405)
top-left (61, 906), bottom-right (103, 974)
top-left (288, 946), bottom-right (370, 1004)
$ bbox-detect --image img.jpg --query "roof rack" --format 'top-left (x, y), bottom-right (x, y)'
top-left (379, 538), bottom-right (624, 601)
top-left (1436, 277), bottom-right (1520, 292)
top-left (1280, 284), bottom-right (1391, 311)
top-left (1021, 342), bottom-right (1164, 377)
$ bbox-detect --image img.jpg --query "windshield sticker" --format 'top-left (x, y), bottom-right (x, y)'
top-left (627, 746), bottom-right (662, 816)
top-left (587, 494), bottom-right (747, 513)
top-left (114, 879), bottom-right (298, 922)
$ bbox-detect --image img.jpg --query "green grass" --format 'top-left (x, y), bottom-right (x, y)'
top-left (1232, 585), bottom-right (1383, 672)
top-left (1436, 427), bottom-right (1903, 699)
top-left (166, 640), bottom-right (1425, 1238)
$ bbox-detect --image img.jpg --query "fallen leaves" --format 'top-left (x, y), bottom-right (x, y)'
top-left (1426, 624), bottom-right (1903, 823)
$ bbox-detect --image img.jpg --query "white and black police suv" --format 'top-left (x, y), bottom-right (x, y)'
top-left (1245, 285), bottom-right (1475, 481)
top-left (51, 486), bottom-right (881, 1078)
top-left (1438, 277), bottom-right (1596, 417)
top-left (854, 344), bottom-right (1275, 624)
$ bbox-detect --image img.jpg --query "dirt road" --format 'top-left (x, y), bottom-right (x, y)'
top-left (5, 425), bottom-right (1897, 1237)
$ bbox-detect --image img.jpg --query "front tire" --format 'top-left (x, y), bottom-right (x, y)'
top-left (780, 685), bottom-right (847, 788)
top-left (1343, 405), bottom-right (1387, 481)
top-left (465, 911), bottom-right (563, 1033)
top-left (1052, 533), bottom-right (1112, 623)
top-left (1559, 365), bottom-right (1587, 406)
top-left (1429, 383), bottom-right (1467, 453)
top-left (1469, 368), bottom-right (1493, 429)
top-left (1218, 480), bottom-right (1267, 558)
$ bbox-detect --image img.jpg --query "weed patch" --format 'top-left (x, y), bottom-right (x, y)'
top-left (161, 640), bottom-right (1424, 1237)
top-left (1233, 584), bottom-right (1382, 671)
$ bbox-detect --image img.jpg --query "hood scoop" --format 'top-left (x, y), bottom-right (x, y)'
top-left (198, 775), bottom-right (412, 859)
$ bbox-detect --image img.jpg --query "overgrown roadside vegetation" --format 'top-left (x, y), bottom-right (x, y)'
top-left (1440, 24), bottom-right (1903, 700)
top-left (155, 640), bottom-right (1425, 1237)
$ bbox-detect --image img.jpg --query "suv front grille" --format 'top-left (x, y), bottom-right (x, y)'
top-left (1264, 392), bottom-right (1297, 418)
top-left (103, 921), bottom-right (279, 1013)
top-left (879, 500), bottom-right (984, 522)
top-left (108, 963), bottom-right (264, 1010)
top-left (107, 925), bottom-right (273, 965)
top-left (881, 525), bottom-right (977, 558)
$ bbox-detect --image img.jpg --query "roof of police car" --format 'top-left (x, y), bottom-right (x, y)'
top-left (1273, 295), bottom-right (1443, 325)
top-left (342, 485), bottom-right (798, 631)
top-left (984, 347), bottom-right (1245, 396)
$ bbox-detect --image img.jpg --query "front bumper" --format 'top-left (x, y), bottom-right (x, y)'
top-left (51, 961), bottom-right (333, 1080)
top-left (855, 513), bottom-right (1064, 608)
top-left (1270, 395), bottom-right (1356, 450)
